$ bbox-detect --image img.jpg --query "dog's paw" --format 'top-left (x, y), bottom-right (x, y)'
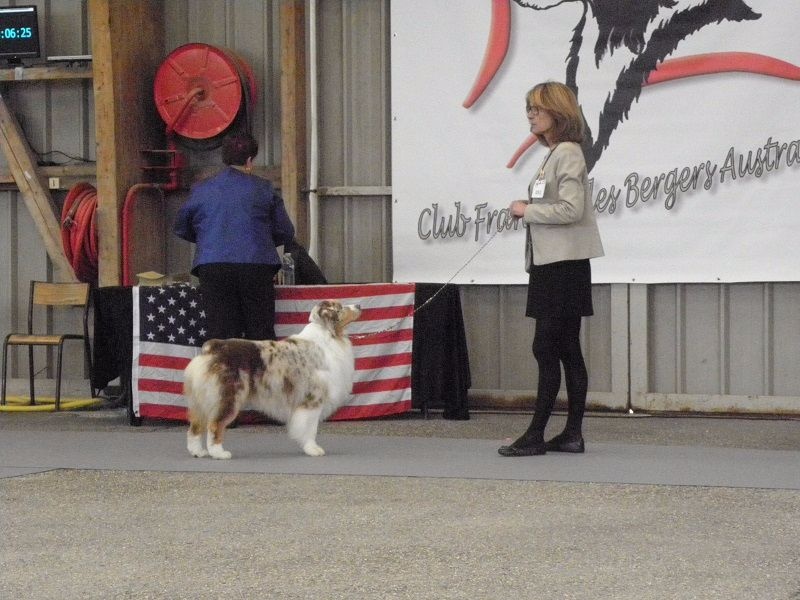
top-left (303, 442), bottom-right (326, 457)
top-left (208, 445), bottom-right (232, 460)
top-left (187, 437), bottom-right (208, 458)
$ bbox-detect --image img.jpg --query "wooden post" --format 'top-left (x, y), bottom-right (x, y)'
top-left (0, 94), bottom-right (76, 282)
top-left (89, 0), bottom-right (165, 287)
top-left (281, 0), bottom-right (308, 246)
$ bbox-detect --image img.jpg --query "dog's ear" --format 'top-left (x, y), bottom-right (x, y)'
top-left (317, 300), bottom-right (340, 324)
top-left (308, 304), bottom-right (320, 323)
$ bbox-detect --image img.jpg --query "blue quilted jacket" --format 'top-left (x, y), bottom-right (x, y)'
top-left (173, 167), bottom-right (295, 273)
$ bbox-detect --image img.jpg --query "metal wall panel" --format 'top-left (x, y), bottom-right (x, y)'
top-left (633, 283), bottom-right (800, 413)
top-left (316, 0), bottom-right (391, 282)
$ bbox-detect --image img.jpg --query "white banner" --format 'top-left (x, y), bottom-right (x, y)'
top-left (391, 0), bottom-right (800, 284)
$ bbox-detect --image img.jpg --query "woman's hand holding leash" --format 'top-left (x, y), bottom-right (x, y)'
top-left (510, 200), bottom-right (528, 218)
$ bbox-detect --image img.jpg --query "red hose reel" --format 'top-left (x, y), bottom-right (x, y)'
top-left (154, 43), bottom-right (257, 145)
top-left (62, 43), bottom-right (257, 284)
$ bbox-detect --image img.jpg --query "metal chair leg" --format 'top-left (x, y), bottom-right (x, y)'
top-left (1, 338), bottom-right (8, 406)
top-left (27, 345), bottom-right (35, 405)
top-left (55, 343), bottom-right (64, 411)
top-left (84, 338), bottom-right (96, 399)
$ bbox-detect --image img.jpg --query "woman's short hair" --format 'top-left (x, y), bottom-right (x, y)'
top-left (526, 82), bottom-right (584, 146)
top-left (222, 132), bottom-right (259, 166)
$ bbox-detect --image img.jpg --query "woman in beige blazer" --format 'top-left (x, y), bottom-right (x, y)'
top-left (499, 82), bottom-right (604, 457)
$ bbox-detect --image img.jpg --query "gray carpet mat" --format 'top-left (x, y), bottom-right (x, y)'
top-left (1, 429), bottom-right (798, 489)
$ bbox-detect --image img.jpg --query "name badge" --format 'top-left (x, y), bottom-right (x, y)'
top-left (531, 178), bottom-right (546, 199)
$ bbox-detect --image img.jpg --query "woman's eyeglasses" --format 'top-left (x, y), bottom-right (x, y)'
top-left (526, 104), bottom-right (543, 116)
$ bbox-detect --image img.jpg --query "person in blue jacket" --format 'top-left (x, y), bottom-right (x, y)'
top-left (173, 132), bottom-right (295, 341)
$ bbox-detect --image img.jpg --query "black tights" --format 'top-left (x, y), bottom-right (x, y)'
top-left (523, 315), bottom-right (588, 438)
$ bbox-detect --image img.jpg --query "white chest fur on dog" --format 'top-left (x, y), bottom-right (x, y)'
top-left (184, 300), bottom-right (361, 459)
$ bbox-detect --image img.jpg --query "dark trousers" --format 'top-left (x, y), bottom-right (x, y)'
top-left (195, 263), bottom-right (280, 341)
top-left (528, 315), bottom-right (588, 434)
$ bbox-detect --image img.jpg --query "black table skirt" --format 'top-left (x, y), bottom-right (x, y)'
top-left (92, 283), bottom-right (471, 422)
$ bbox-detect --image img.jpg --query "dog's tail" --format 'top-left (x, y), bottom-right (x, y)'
top-left (184, 353), bottom-right (213, 430)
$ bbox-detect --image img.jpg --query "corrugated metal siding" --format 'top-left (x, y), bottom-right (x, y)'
top-left (0, 0), bottom-right (93, 380)
top-left (316, 0), bottom-right (391, 282)
top-left (633, 283), bottom-right (800, 413)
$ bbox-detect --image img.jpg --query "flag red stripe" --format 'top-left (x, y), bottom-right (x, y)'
top-left (139, 400), bottom-right (413, 422)
top-left (139, 403), bottom-right (188, 421)
top-left (329, 399), bottom-right (413, 421)
top-left (139, 378), bottom-right (183, 394)
top-left (355, 353), bottom-right (412, 370)
top-left (277, 283), bottom-right (415, 300)
top-left (139, 354), bottom-right (191, 370)
top-left (352, 376), bottom-right (411, 394)
top-left (276, 304), bottom-right (413, 325)
top-left (351, 328), bottom-right (413, 346)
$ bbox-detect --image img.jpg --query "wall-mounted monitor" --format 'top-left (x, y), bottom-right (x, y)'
top-left (0, 5), bottom-right (40, 65)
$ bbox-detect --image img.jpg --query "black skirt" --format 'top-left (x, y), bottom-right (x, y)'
top-left (525, 259), bottom-right (593, 319)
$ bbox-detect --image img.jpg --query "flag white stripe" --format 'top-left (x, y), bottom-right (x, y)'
top-left (353, 340), bottom-right (413, 358)
top-left (139, 341), bottom-right (199, 360)
top-left (275, 292), bottom-right (414, 312)
top-left (355, 365), bottom-right (411, 383)
top-left (139, 391), bottom-right (188, 408)
top-left (346, 318), bottom-right (413, 335)
top-left (345, 387), bottom-right (413, 407)
top-left (275, 320), bottom-right (413, 338)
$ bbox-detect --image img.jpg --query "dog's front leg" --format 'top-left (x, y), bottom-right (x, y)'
top-left (288, 408), bottom-right (325, 456)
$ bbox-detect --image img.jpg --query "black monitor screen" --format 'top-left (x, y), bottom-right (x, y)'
top-left (0, 5), bottom-right (40, 63)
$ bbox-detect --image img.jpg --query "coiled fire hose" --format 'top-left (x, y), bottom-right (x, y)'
top-left (61, 182), bottom-right (98, 283)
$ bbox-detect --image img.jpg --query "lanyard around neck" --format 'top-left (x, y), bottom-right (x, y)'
top-left (537, 143), bottom-right (559, 179)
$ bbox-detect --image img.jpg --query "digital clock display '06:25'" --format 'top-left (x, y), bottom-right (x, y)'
top-left (0, 27), bottom-right (33, 39)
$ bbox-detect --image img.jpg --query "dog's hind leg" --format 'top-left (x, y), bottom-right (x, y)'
top-left (187, 416), bottom-right (208, 458)
top-left (185, 381), bottom-right (208, 457)
top-left (206, 422), bottom-right (232, 460)
top-left (287, 406), bottom-right (325, 456)
top-left (207, 386), bottom-right (241, 460)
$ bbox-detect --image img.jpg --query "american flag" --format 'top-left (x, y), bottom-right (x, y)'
top-left (132, 283), bottom-right (415, 421)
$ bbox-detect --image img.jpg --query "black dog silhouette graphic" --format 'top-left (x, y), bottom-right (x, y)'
top-left (464, 1), bottom-right (800, 172)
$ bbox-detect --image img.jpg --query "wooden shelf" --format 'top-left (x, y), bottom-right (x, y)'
top-left (0, 165), bottom-right (96, 191)
top-left (0, 63), bottom-right (92, 81)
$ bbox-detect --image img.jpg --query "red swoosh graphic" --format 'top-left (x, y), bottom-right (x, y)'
top-left (646, 51), bottom-right (800, 84)
top-left (462, 0), bottom-right (511, 108)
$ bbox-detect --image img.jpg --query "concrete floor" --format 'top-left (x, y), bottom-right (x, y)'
top-left (1, 379), bottom-right (799, 599)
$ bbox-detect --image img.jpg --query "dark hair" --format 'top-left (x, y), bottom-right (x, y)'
top-left (526, 82), bottom-right (584, 147)
top-left (222, 132), bottom-right (258, 166)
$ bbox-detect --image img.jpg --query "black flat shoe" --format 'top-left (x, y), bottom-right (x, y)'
top-left (498, 442), bottom-right (546, 457)
top-left (545, 433), bottom-right (585, 453)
